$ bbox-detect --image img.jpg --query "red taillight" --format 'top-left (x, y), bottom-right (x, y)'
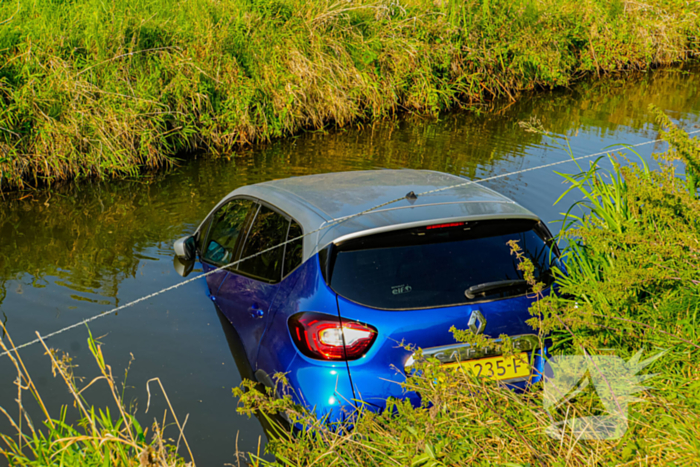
top-left (289, 312), bottom-right (377, 361)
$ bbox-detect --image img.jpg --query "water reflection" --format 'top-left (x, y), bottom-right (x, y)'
top-left (0, 65), bottom-right (699, 465)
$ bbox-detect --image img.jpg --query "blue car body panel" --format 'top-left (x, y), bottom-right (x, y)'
top-left (253, 257), bottom-right (358, 420)
top-left (217, 272), bottom-right (280, 363)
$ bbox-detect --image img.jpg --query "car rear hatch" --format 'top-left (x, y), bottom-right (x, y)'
top-left (324, 218), bottom-right (560, 408)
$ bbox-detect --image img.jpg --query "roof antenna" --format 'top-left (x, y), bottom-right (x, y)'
top-left (405, 191), bottom-right (418, 204)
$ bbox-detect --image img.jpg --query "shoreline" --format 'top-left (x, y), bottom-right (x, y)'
top-left (1, 0), bottom-right (699, 192)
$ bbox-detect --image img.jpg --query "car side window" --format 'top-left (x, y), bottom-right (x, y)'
top-left (196, 216), bottom-right (213, 254)
top-left (201, 199), bottom-right (256, 266)
top-left (283, 220), bottom-right (303, 277)
top-left (238, 205), bottom-right (289, 282)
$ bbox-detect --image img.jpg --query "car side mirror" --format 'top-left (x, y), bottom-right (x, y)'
top-left (173, 255), bottom-right (195, 278)
top-left (173, 235), bottom-right (196, 261)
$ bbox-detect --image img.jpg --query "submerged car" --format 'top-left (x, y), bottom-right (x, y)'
top-left (174, 170), bottom-right (560, 421)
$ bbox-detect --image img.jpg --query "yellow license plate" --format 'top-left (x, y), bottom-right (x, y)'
top-left (444, 352), bottom-right (530, 381)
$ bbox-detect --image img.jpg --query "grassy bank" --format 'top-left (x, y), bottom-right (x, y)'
top-left (1, 0), bottom-right (699, 191)
top-left (232, 112), bottom-right (700, 465)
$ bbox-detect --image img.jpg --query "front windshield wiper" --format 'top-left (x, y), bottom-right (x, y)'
top-left (464, 279), bottom-right (529, 299)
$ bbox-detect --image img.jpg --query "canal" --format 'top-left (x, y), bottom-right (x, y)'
top-left (1, 65), bottom-right (699, 465)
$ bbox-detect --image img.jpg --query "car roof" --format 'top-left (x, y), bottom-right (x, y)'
top-left (212, 170), bottom-right (539, 261)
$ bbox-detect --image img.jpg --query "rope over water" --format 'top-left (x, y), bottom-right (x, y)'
top-left (2, 130), bottom-right (699, 359)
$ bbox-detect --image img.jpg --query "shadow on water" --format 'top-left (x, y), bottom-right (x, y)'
top-left (0, 65), bottom-right (699, 465)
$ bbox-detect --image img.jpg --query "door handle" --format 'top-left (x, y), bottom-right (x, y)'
top-left (249, 304), bottom-right (264, 319)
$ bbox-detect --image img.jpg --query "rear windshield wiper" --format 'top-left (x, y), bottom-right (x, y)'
top-left (464, 279), bottom-right (529, 299)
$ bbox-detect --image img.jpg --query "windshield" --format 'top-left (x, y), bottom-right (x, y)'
top-left (328, 219), bottom-right (560, 310)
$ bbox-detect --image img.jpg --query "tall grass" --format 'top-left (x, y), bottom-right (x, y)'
top-left (231, 112), bottom-right (700, 465)
top-left (1, 0), bottom-right (699, 191)
top-left (0, 325), bottom-right (194, 466)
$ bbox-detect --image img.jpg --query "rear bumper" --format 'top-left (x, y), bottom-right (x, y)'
top-left (284, 354), bottom-right (358, 423)
top-left (281, 348), bottom-right (547, 423)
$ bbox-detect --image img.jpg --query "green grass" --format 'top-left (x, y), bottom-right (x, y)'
top-left (1, 0), bottom-right (699, 191)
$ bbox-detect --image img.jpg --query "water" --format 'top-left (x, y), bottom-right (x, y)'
top-left (1, 66), bottom-right (699, 466)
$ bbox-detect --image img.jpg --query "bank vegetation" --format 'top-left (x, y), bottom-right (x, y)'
top-left (1, 0), bottom-right (699, 191)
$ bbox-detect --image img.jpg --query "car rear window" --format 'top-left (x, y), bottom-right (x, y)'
top-left (328, 219), bottom-right (560, 310)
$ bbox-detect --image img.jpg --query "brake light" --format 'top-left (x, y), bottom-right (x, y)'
top-left (289, 312), bottom-right (377, 361)
top-left (425, 222), bottom-right (464, 230)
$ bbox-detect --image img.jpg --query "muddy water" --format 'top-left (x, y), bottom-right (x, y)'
top-left (1, 66), bottom-right (699, 466)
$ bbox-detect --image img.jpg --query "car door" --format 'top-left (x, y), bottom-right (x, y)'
top-left (214, 203), bottom-right (292, 368)
top-left (198, 197), bottom-right (257, 299)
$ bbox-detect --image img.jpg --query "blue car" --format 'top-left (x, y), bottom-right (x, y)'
top-left (173, 170), bottom-right (559, 421)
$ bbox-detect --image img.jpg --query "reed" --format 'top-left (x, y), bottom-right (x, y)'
top-left (1, 0), bottom-right (699, 191)
top-left (0, 325), bottom-right (194, 466)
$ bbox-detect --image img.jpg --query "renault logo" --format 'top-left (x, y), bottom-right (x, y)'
top-left (468, 309), bottom-right (486, 335)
